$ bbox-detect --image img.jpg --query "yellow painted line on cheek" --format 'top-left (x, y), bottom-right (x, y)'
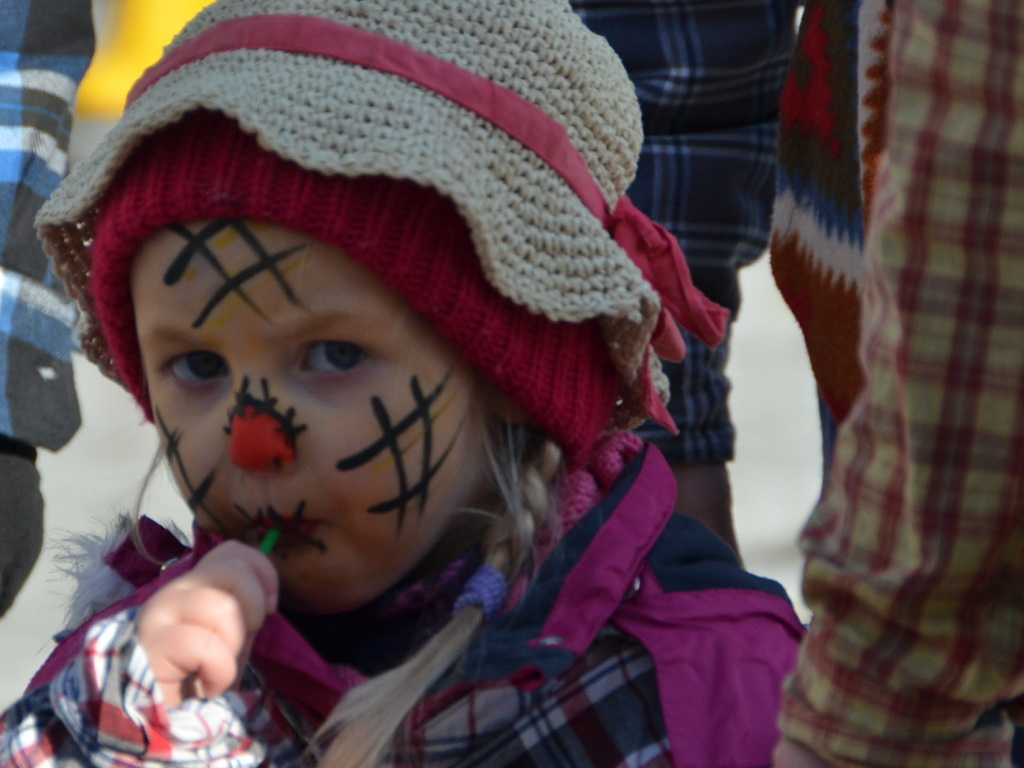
top-left (370, 454), bottom-right (398, 474)
top-left (211, 227), bottom-right (241, 250)
top-left (366, 388), bottom-right (459, 475)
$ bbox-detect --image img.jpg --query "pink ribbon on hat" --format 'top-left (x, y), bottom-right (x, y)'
top-left (128, 14), bottom-right (729, 429)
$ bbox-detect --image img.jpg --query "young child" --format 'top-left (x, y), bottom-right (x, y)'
top-left (0, 0), bottom-right (804, 766)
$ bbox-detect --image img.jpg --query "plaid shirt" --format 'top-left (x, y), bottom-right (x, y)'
top-left (571, 0), bottom-right (798, 463)
top-left (0, 0), bottom-right (90, 449)
top-left (0, 610), bottom-right (667, 768)
top-left (1, 446), bottom-right (803, 768)
top-left (779, 0), bottom-right (1024, 764)
top-left (2, 611), bottom-right (275, 768)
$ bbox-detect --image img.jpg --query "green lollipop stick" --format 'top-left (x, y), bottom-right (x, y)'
top-left (259, 528), bottom-right (281, 555)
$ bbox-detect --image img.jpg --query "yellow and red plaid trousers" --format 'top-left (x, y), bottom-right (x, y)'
top-left (781, 0), bottom-right (1024, 765)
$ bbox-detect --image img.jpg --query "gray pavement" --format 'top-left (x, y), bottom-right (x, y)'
top-left (0, 160), bottom-right (821, 705)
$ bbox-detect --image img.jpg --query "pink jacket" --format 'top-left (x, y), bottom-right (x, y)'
top-left (21, 445), bottom-right (803, 767)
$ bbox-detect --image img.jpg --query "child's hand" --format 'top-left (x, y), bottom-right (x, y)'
top-left (136, 541), bottom-right (279, 708)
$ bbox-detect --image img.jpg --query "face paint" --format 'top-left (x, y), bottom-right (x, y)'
top-left (336, 373), bottom-right (458, 530)
top-left (155, 409), bottom-right (227, 536)
top-left (132, 220), bottom-right (500, 613)
top-left (234, 500), bottom-right (325, 554)
top-left (225, 376), bottom-right (308, 472)
top-left (165, 219), bottom-right (306, 328)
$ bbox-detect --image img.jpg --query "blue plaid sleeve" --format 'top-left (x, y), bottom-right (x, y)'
top-left (0, 0), bottom-right (92, 449)
top-left (572, 0), bottom-right (798, 462)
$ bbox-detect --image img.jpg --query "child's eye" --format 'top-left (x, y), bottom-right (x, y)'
top-left (170, 351), bottom-right (228, 383)
top-left (306, 341), bottom-right (365, 372)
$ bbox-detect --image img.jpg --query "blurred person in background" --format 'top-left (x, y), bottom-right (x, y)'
top-left (0, 0), bottom-right (90, 615)
top-left (0, 0), bottom-right (212, 618)
top-left (572, 0), bottom-right (800, 556)
top-left (773, 0), bottom-right (1024, 763)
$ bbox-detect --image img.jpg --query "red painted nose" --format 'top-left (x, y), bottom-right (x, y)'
top-left (229, 405), bottom-right (296, 472)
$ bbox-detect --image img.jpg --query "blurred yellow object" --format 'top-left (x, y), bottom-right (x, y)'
top-left (77, 1), bottom-right (214, 119)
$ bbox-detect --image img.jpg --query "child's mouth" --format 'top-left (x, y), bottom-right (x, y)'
top-left (252, 518), bottom-right (322, 554)
top-left (239, 501), bottom-right (322, 553)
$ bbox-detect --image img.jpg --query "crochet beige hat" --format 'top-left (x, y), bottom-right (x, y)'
top-left (38, 0), bottom-right (727, 432)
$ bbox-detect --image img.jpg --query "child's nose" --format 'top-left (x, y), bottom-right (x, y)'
top-left (229, 406), bottom-right (296, 472)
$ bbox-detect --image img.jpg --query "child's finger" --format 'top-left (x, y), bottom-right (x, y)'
top-left (138, 588), bottom-right (251, 707)
top-left (191, 540), bottom-right (280, 616)
top-left (176, 552), bottom-right (278, 636)
top-left (145, 622), bottom-right (241, 708)
top-left (137, 541), bottom-right (280, 706)
top-left (151, 542), bottom-right (278, 636)
top-left (157, 584), bottom-right (256, 655)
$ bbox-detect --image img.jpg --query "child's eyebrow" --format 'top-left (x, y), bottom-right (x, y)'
top-left (258, 307), bottom-right (406, 347)
top-left (138, 307), bottom-right (396, 350)
top-left (135, 323), bottom-right (206, 348)
top-left (285, 306), bottom-right (390, 332)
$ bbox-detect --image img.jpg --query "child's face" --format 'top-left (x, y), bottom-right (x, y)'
top-left (132, 219), bottom-right (494, 613)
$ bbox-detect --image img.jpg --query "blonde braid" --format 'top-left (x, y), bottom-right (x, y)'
top-left (315, 423), bottom-right (562, 768)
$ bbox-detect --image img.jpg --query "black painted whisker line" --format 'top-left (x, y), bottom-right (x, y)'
top-left (192, 246), bottom-right (304, 328)
top-left (165, 219), bottom-right (306, 328)
top-left (257, 501), bottom-right (325, 552)
top-left (156, 410), bottom-right (189, 489)
top-left (155, 408), bottom-right (229, 536)
top-left (233, 504), bottom-right (257, 525)
top-left (259, 378), bottom-right (307, 438)
top-left (188, 474), bottom-right (216, 516)
top-left (335, 371), bottom-right (452, 471)
top-left (264, 506), bottom-right (284, 528)
top-left (426, 391), bottom-right (458, 427)
top-left (166, 222), bottom-right (235, 284)
top-left (372, 396), bottom-right (412, 531)
top-left (223, 374), bottom-right (250, 435)
top-left (367, 432), bottom-right (459, 516)
top-left (332, 373), bottom-right (455, 529)
top-left (166, 222), bottom-right (270, 327)
top-left (234, 220), bottom-right (305, 306)
top-left (334, 371), bottom-right (460, 528)
top-left (386, 390), bottom-right (460, 461)
top-left (266, 505), bottom-right (293, 528)
top-left (226, 377), bottom-right (308, 449)
top-left (293, 500), bottom-right (307, 522)
top-left (412, 377), bottom-right (433, 516)
top-left (287, 412), bottom-right (307, 437)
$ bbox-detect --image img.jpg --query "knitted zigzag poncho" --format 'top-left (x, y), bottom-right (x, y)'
top-left (770, 0), bottom-right (891, 424)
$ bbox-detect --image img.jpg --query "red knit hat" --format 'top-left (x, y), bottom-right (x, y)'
top-left (91, 111), bottom-right (620, 466)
